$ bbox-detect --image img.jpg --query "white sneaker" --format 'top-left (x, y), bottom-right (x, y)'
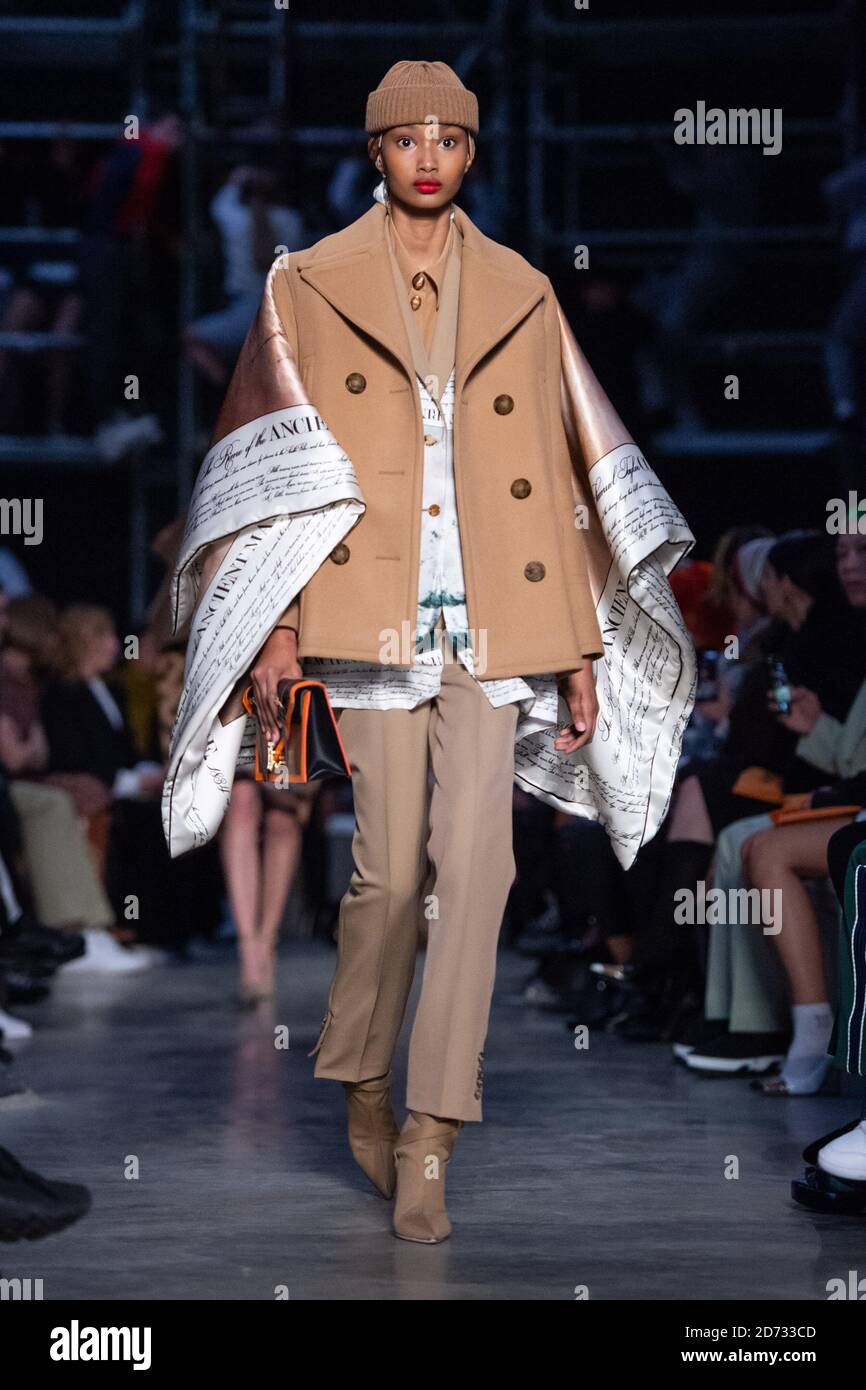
top-left (0, 1008), bottom-right (33, 1041)
top-left (817, 1121), bottom-right (866, 1181)
top-left (61, 928), bottom-right (158, 975)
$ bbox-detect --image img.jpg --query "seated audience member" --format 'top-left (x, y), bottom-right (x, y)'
top-left (619, 530), bottom-right (866, 1038)
top-left (790, 817), bottom-right (866, 1212)
top-left (43, 605), bottom-right (221, 953)
top-left (684, 529), bottom-right (866, 1090)
top-left (0, 596), bottom-right (127, 950)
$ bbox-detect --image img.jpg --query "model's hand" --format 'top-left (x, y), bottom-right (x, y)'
top-left (250, 629), bottom-right (304, 743)
top-left (554, 662), bottom-right (598, 753)
top-left (772, 685), bottom-right (822, 733)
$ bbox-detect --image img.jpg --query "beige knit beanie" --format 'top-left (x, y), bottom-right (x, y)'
top-left (365, 60), bottom-right (479, 136)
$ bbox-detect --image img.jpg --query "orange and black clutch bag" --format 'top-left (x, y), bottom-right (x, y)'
top-left (241, 679), bottom-right (352, 785)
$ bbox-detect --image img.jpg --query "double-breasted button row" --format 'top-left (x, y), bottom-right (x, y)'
top-left (329, 543), bottom-right (350, 564)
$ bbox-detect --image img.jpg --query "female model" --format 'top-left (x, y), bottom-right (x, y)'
top-left (163, 61), bottom-right (696, 1243)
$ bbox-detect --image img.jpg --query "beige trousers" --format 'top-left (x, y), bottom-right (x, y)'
top-left (9, 780), bottom-right (114, 929)
top-left (310, 618), bottom-right (519, 1122)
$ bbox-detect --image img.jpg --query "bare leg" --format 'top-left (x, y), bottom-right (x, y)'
top-left (256, 805), bottom-right (303, 995)
top-left (744, 819), bottom-right (849, 1003)
top-left (218, 779), bottom-right (263, 993)
top-left (666, 775), bottom-right (714, 845)
top-left (745, 817), bottom-right (852, 1093)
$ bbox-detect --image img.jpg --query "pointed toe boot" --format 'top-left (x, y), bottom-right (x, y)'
top-left (392, 1110), bottom-right (463, 1244)
top-left (343, 1070), bottom-right (400, 1199)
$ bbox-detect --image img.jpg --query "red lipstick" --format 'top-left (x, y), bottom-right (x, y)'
top-left (413, 180), bottom-right (442, 193)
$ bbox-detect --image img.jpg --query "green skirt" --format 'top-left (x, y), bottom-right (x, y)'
top-left (830, 836), bottom-right (866, 1076)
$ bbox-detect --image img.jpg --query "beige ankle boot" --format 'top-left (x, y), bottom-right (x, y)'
top-left (392, 1111), bottom-right (463, 1243)
top-left (343, 1071), bottom-right (400, 1199)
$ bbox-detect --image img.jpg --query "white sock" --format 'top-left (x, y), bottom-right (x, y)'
top-left (781, 1002), bottom-right (834, 1092)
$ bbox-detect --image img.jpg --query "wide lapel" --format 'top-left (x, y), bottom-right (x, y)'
top-left (451, 204), bottom-right (546, 395)
top-left (296, 200), bottom-right (546, 394)
top-left (296, 204), bottom-right (416, 384)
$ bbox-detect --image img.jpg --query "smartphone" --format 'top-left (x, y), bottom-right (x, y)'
top-left (767, 655), bottom-right (791, 715)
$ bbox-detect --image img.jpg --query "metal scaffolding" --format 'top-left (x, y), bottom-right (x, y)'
top-left (0, 0), bottom-right (861, 617)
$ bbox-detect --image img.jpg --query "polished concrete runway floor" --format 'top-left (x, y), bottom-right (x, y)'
top-left (1, 939), bottom-right (863, 1301)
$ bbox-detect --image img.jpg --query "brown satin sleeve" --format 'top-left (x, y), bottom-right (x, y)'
top-left (205, 257), bottom-right (310, 725)
top-left (556, 299), bottom-right (634, 465)
top-left (210, 255), bottom-right (311, 444)
top-left (556, 296), bottom-right (631, 658)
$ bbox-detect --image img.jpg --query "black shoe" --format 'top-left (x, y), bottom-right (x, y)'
top-left (606, 974), bottom-right (703, 1044)
top-left (683, 1032), bottom-right (789, 1076)
top-left (671, 1015), bottom-right (729, 1062)
top-left (3, 969), bottom-right (53, 1004)
top-left (0, 1145), bottom-right (91, 1242)
top-left (512, 899), bottom-right (563, 956)
top-left (0, 915), bottom-right (85, 967)
top-left (566, 966), bottom-right (635, 1030)
top-left (792, 1121), bottom-right (866, 1215)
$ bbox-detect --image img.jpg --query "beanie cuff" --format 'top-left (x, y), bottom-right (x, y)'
top-left (365, 84), bottom-right (478, 136)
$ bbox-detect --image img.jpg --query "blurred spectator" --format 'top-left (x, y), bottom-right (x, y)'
top-left (0, 550), bottom-right (32, 600)
top-left (78, 112), bottom-right (183, 455)
top-left (42, 603), bottom-right (222, 954)
top-left (0, 596), bottom-right (118, 939)
top-left (608, 529), bottom-right (866, 1040)
top-left (219, 768), bottom-right (319, 1007)
top-left (185, 165), bottom-right (305, 386)
top-left (42, 605), bottom-right (163, 800)
top-left (633, 144), bottom-right (768, 430)
top-left (688, 528), bottom-right (866, 1090)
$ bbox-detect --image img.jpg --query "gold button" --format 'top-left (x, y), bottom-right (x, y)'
top-left (511, 478), bottom-right (531, 499)
top-left (426, 503), bottom-right (440, 517)
top-left (345, 372), bottom-right (366, 393)
top-left (410, 294), bottom-right (422, 311)
top-left (424, 434), bottom-right (437, 446)
top-left (411, 272), bottom-right (426, 290)
top-left (329, 543), bottom-right (350, 564)
top-left (524, 561), bottom-right (545, 582)
top-left (493, 394), bottom-right (514, 414)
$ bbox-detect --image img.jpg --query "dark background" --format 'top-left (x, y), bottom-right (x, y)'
top-left (0, 0), bottom-right (862, 622)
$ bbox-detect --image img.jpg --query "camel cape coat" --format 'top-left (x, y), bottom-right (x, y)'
top-left (162, 200), bottom-right (697, 867)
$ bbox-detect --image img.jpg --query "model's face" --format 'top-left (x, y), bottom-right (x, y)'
top-left (369, 124), bottom-right (473, 211)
